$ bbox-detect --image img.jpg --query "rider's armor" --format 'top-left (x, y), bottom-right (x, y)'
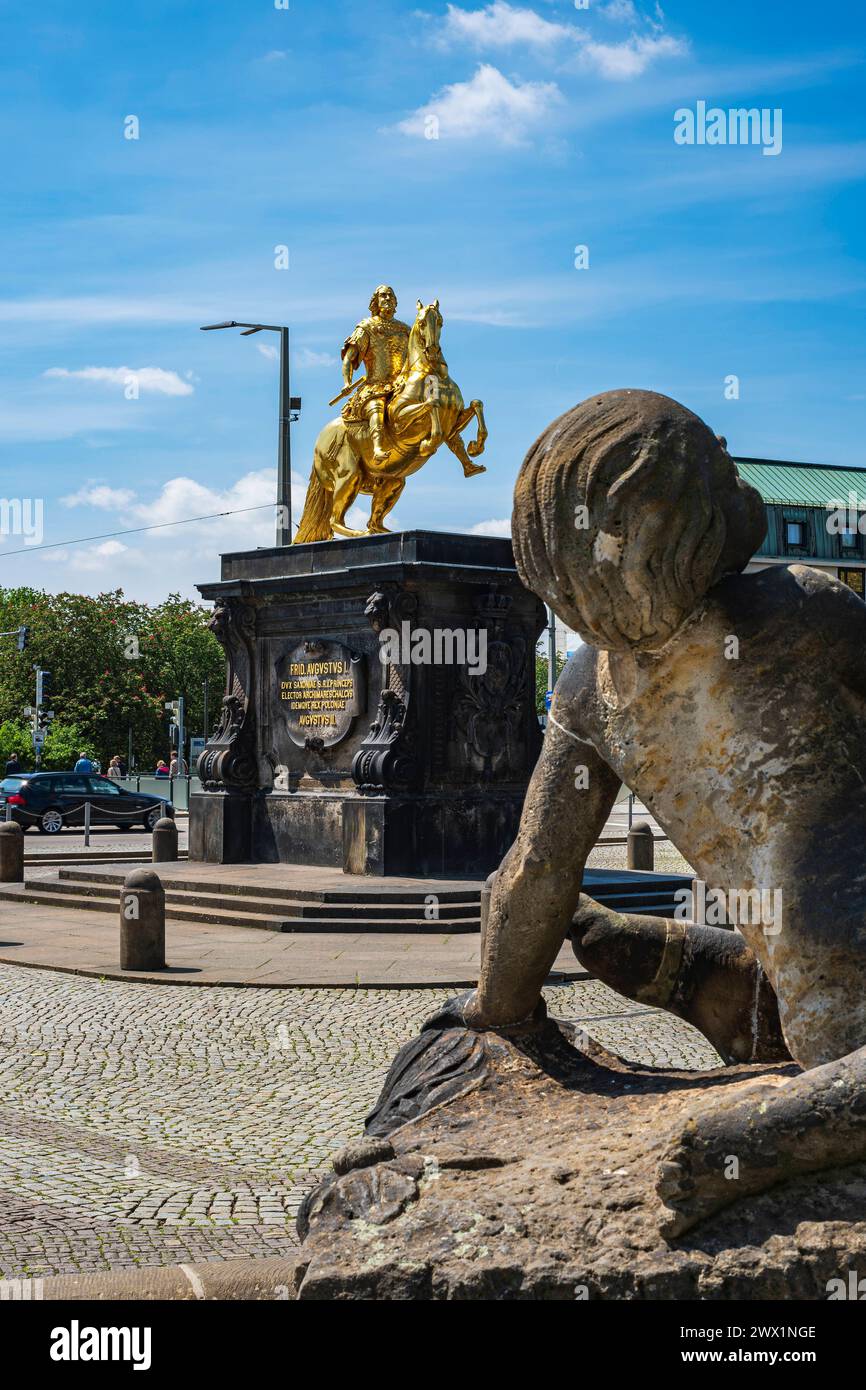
top-left (341, 315), bottom-right (410, 443)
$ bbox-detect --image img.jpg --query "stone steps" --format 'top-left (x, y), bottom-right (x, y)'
top-left (0, 885), bottom-right (480, 935)
top-left (0, 865), bottom-right (690, 934)
top-left (591, 882), bottom-right (689, 918)
top-left (38, 876), bottom-right (479, 923)
top-left (24, 851), bottom-right (190, 867)
top-left (56, 866), bottom-right (479, 905)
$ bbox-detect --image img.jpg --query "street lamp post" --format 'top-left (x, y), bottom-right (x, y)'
top-left (200, 320), bottom-right (301, 547)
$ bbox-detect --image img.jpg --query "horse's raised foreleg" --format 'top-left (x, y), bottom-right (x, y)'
top-left (367, 477), bottom-right (406, 534)
top-left (467, 398), bottom-right (487, 458)
top-left (446, 428), bottom-right (486, 479)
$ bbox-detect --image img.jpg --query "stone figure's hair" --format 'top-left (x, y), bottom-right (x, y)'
top-left (369, 285), bottom-right (395, 315)
top-left (512, 390), bottom-right (766, 650)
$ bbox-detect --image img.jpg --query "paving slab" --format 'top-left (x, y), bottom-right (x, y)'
top-left (0, 895), bottom-right (580, 987)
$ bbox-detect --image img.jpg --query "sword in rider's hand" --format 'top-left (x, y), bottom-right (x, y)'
top-left (328, 377), bottom-right (365, 408)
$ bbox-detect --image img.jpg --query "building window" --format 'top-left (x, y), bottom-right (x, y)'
top-left (841, 526), bottom-right (859, 551)
top-left (785, 520), bottom-right (806, 548)
top-left (839, 568), bottom-right (866, 599)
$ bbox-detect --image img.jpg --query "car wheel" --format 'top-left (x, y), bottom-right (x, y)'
top-left (145, 806), bottom-right (162, 831)
top-left (38, 808), bottom-right (64, 835)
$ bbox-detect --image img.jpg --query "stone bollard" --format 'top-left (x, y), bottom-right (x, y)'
top-left (627, 820), bottom-right (654, 872)
top-left (120, 868), bottom-right (165, 971)
top-left (152, 816), bottom-right (178, 863)
top-left (0, 821), bottom-right (24, 883)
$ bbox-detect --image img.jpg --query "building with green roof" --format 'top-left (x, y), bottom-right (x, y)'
top-left (734, 457), bottom-right (866, 599)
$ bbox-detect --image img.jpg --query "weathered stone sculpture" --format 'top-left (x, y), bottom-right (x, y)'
top-left (472, 388), bottom-right (866, 1235)
top-left (297, 389), bottom-right (866, 1292)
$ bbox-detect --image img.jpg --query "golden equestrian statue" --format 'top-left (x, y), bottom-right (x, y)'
top-left (293, 285), bottom-right (488, 543)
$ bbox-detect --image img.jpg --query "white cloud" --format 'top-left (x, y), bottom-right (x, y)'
top-left (45, 538), bottom-right (129, 573)
top-left (262, 50), bottom-right (287, 61)
top-left (396, 64), bottom-right (562, 145)
top-left (581, 32), bottom-right (686, 80)
top-left (43, 366), bottom-right (194, 397)
top-left (257, 343), bottom-right (279, 361)
top-left (471, 518), bottom-right (511, 537)
top-left (60, 485), bottom-right (137, 510)
top-left (599, 0), bottom-right (639, 22)
top-left (25, 468), bottom-right (312, 602)
top-left (295, 347), bottom-right (339, 368)
top-left (427, 1), bottom-right (684, 82)
top-left (128, 470), bottom-right (278, 531)
top-left (438, 2), bottom-right (580, 50)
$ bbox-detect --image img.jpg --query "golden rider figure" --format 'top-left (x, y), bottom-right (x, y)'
top-left (340, 285), bottom-right (409, 464)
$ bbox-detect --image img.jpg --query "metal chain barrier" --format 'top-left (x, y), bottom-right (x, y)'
top-left (4, 798), bottom-right (171, 839)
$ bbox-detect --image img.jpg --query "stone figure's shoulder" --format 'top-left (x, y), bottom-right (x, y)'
top-left (758, 563), bottom-right (865, 625)
top-left (559, 641), bottom-right (598, 691)
top-left (708, 564), bottom-right (866, 646)
top-left (551, 643), bottom-right (601, 729)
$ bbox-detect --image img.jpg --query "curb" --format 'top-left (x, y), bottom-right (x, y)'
top-left (0, 953), bottom-right (587, 990)
top-left (36, 1256), bottom-right (305, 1301)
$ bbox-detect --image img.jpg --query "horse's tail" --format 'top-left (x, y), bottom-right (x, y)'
top-left (294, 467), bottom-right (332, 543)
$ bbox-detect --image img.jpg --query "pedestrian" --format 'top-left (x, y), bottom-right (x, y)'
top-left (169, 753), bottom-right (188, 777)
top-left (73, 751), bottom-right (94, 773)
top-left (4, 752), bottom-right (20, 776)
top-left (154, 758), bottom-right (170, 778)
top-left (107, 756), bottom-right (123, 781)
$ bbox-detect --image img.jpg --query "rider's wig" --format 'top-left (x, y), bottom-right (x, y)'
top-left (512, 389), bottom-right (766, 651)
top-left (369, 285), bottom-right (395, 315)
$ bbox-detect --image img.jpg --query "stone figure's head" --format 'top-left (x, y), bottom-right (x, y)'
top-left (370, 285), bottom-right (397, 319)
top-left (512, 390), bottom-right (766, 651)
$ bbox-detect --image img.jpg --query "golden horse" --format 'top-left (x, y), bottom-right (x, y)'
top-left (294, 301), bottom-right (487, 542)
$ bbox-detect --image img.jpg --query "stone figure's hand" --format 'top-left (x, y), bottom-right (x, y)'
top-left (422, 990), bottom-right (548, 1034)
top-left (421, 990), bottom-right (478, 1032)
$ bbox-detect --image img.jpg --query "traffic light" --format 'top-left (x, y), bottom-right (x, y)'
top-left (36, 669), bottom-right (52, 705)
top-left (16, 626), bottom-right (29, 652)
top-left (37, 708), bottom-right (55, 732)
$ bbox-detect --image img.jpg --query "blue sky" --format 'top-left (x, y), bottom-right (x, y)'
top-left (0, 0), bottom-right (864, 601)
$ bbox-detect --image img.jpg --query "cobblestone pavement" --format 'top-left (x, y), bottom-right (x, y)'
top-left (0, 962), bottom-right (719, 1279)
top-left (586, 841), bottom-right (694, 876)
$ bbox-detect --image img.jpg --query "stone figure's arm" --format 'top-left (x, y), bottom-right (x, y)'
top-left (657, 1040), bottom-right (866, 1237)
top-left (572, 900), bottom-right (790, 1065)
top-left (469, 684), bottom-right (621, 1028)
top-left (787, 564), bottom-right (866, 698)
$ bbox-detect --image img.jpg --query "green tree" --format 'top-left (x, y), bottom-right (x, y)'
top-left (0, 719), bottom-right (33, 770)
top-left (0, 587), bottom-right (224, 771)
top-left (40, 722), bottom-right (99, 772)
top-left (535, 649), bottom-right (567, 715)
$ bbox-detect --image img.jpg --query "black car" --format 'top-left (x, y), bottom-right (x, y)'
top-left (0, 772), bottom-right (171, 834)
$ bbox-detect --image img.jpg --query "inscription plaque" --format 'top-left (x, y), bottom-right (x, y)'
top-left (276, 639), bottom-right (365, 749)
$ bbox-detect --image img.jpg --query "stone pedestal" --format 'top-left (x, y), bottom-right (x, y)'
top-left (191, 531), bottom-right (545, 877)
top-left (293, 1021), bottom-right (866, 1301)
